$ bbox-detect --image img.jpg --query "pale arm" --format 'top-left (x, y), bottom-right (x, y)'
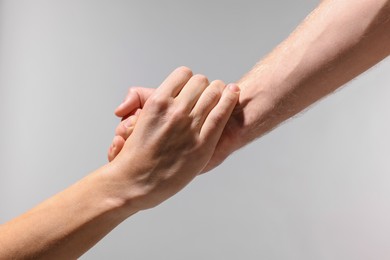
top-left (0, 166), bottom-right (136, 260)
top-left (0, 67), bottom-right (239, 259)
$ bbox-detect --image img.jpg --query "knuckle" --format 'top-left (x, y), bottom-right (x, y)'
top-left (204, 88), bottom-right (221, 102)
top-left (210, 110), bottom-right (226, 125)
top-left (148, 94), bottom-right (169, 111)
top-left (192, 74), bottom-right (209, 85)
top-left (171, 105), bottom-right (187, 122)
top-left (127, 86), bottom-right (139, 95)
top-left (210, 79), bottom-right (225, 87)
top-left (223, 91), bottom-right (239, 104)
top-left (176, 66), bottom-right (193, 78)
top-left (191, 115), bottom-right (202, 129)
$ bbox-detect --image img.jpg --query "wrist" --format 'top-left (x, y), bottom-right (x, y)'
top-left (105, 151), bottom-right (162, 213)
top-left (234, 76), bottom-right (276, 147)
top-left (95, 162), bottom-right (141, 217)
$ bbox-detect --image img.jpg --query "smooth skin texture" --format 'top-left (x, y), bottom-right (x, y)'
top-left (109, 0), bottom-right (390, 171)
top-left (0, 67), bottom-right (240, 259)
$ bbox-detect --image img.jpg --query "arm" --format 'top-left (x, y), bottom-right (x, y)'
top-left (232, 0), bottom-right (390, 148)
top-left (0, 67), bottom-right (240, 259)
top-left (0, 166), bottom-right (134, 260)
top-left (109, 0), bottom-right (390, 171)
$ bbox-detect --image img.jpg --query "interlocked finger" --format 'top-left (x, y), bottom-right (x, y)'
top-left (200, 84), bottom-right (240, 142)
top-left (155, 66), bottom-right (193, 98)
top-left (115, 115), bottom-right (138, 140)
top-left (174, 74), bottom-right (209, 113)
top-left (189, 80), bottom-right (226, 131)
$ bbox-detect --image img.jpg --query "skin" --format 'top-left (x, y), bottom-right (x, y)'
top-left (1, 0), bottom-right (389, 258)
top-left (0, 67), bottom-right (240, 259)
top-left (109, 0), bottom-right (390, 172)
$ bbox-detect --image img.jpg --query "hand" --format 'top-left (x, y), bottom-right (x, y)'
top-left (108, 79), bottom-right (244, 173)
top-left (107, 87), bottom-right (154, 162)
top-left (111, 67), bottom-right (240, 210)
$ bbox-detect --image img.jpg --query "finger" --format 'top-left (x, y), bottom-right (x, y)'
top-left (134, 108), bottom-right (142, 116)
top-left (155, 66), bottom-right (193, 98)
top-left (108, 135), bottom-right (125, 162)
top-left (115, 87), bottom-right (154, 117)
top-left (120, 108), bottom-right (142, 122)
top-left (189, 80), bottom-right (226, 130)
top-left (199, 84), bottom-right (240, 144)
top-left (174, 74), bottom-right (209, 112)
top-left (115, 115), bottom-right (138, 140)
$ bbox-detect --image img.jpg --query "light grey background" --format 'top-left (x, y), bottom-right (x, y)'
top-left (1, 1), bottom-right (390, 259)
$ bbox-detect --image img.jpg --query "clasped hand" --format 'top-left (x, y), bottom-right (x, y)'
top-left (109, 67), bottom-right (240, 210)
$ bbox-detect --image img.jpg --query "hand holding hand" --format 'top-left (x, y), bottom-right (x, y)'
top-left (111, 67), bottom-right (240, 210)
top-left (108, 73), bottom-right (244, 173)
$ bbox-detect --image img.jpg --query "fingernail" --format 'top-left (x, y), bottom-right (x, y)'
top-left (135, 108), bottom-right (142, 116)
top-left (124, 115), bottom-right (136, 127)
top-left (228, 84), bottom-right (240, 93)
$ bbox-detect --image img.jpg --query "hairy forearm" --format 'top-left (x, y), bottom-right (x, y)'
top-left (0, 165), bottom-right (136, 259)
top-left (235, 0), bottom-right (390, 145)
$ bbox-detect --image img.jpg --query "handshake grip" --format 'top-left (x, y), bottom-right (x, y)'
top-left (108, 67), bottom-right (240, 210)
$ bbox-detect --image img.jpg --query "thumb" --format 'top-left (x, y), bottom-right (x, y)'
top-left (115, 87), bottom-right (155, 117)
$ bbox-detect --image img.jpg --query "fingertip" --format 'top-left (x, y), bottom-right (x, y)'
top-left (108, 135), bottom-right (126, 161)
top-left (114, 88), bottom-right (140, 117)
top-left (134, 108), bottom-right (142, 116)
top-left (114, 107), bottom-right (124, 117)
top-left (199, 83), bottom-right (240, 140)
top-left (227, 83), bottom-right (240, 93)
top-left (114, 101), bottom-right (127, 117)
top-left (221, 84), bottom-right (240, 107)
top-left (175, 66), bottom-right (193, 76)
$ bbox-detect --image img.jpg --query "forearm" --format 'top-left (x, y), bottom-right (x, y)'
top-left (235, 0), bottom-right (390, 145)
top-left (0, 164), bottom-right (136, 260)
top-left (0, 67), bottom-right (238, 258)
